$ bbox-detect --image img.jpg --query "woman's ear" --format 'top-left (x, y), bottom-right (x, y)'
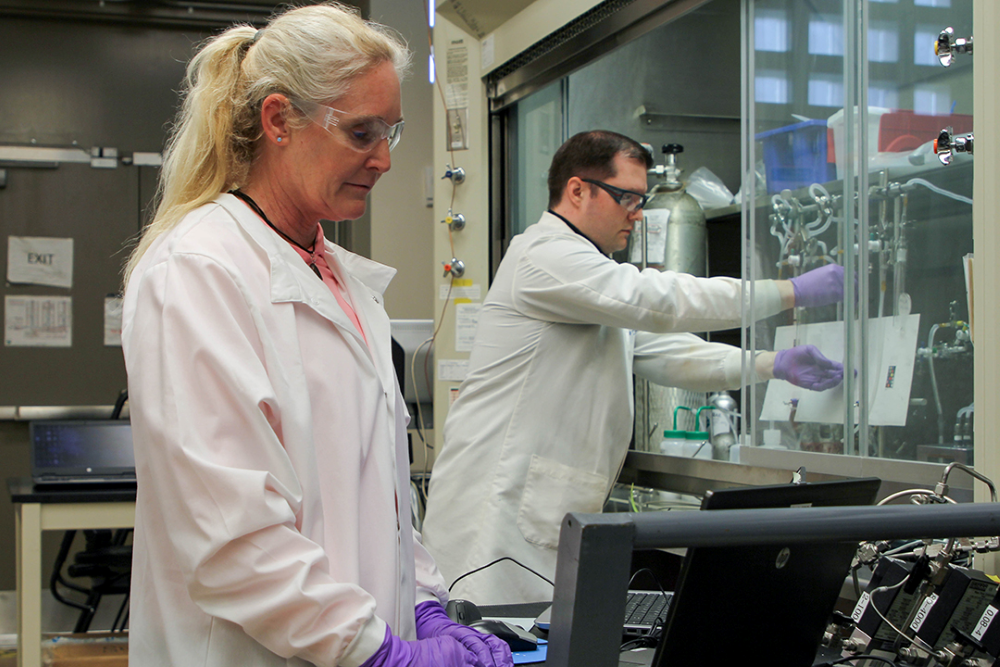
top-left (260, 93), bottom-right (292, 145)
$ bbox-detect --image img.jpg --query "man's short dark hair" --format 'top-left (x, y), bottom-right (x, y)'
top-left (547, 130), bottom-right (654, 208)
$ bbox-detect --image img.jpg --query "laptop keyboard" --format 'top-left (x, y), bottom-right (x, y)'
top-left (624, 591), bottom-right (672, 627)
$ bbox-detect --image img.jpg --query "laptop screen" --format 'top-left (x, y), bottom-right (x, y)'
top-left (31, 420), bottom-right (135, 481)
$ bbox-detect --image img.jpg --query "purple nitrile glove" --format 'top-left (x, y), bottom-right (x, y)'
top-left (415, 601), bottom-right (514, 667)
top-left (773, 345), bottom-right (844, 391)
top-left (360, 625), bottom-right (479, 667)
top-left (790, 264), bottom-right (845, 308)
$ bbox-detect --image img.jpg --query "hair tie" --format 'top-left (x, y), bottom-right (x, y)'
top-left (252, 29), bottom-right (263, 44)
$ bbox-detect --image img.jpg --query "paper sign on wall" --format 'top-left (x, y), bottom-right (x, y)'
top-left (7, 236), bottom-right (74, 288)
top-left (438, 359), bottom-right (469, 382)
top-left (104, 296), bottom-right (123, 346)
top-left (455, 302), bottom-right (481, 352)
top-left (5, 295), bottom-right (72, 347)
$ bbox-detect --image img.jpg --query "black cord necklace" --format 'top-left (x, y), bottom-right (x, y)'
top-left (232, 189), bottom-right (322, 279)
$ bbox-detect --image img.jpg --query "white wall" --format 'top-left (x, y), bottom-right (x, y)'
top-left (368, 0), bottom-right (436, 319)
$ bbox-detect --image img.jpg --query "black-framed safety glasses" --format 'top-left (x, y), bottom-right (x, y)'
top-left (581, 178), bottom-right (650, 213)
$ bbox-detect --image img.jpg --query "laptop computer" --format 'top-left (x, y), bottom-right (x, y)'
top-left (536, 587), bottom-right (673, 637)
top-left (30, 419), bottom-right (136, 487)
top-left (544, 478), bottom-right (881, 644)
top-left (647, 477), bottom-right (882, 667)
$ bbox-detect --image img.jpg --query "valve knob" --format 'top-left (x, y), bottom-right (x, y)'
top-left (442, 258), bottom-right (465, 278)
top-left (935, 27), bottom-right (972, 67)
top-left (442, 164), bottom-right (466, 184)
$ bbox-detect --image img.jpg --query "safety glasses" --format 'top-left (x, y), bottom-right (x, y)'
top-left (298, 101), bottom-right (405, 153)
top-left (582, 178), bottom-right (650, 213)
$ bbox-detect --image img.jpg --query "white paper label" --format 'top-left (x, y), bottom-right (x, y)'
top-left (910, 593), bottom-right (939, 632)
top-left (454, 302), bottom-right (481, 352)
top-left (851, 591), bottom-right (870, 623)
top-left (629, 209), bottom-right (670, 265)
top-left (104, 296), bottom-right (123, 346)
top-left (438, 359), bottom-right (469, 382)
top-left (440, 284), bottom-right (482, 301)
top-left (973, 604), bottom-right (999, 642)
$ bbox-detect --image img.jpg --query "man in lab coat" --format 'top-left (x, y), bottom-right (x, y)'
top-left (421, 130), bottom-right (845, 605)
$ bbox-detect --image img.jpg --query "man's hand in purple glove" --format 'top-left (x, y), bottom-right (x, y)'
top-left (789, 264), bottom-right (845, 308)
top-left (772, 345), bottom-right (844, 391)
top-left (415, 601), bottom-right (514, 667)
top-left (360, 626), bottom-right (479, 667)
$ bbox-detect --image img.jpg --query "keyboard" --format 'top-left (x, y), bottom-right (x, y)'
top-left (624, 591), bottom-right (672, 632)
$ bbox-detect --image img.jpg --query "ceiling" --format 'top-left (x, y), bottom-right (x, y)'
top-left (435, 0), bottom-right (535, 39)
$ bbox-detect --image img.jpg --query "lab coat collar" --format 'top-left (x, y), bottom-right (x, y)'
top-left (545, 209), bottom-right (607, 255)
top-left (216, 193), bottom-right (396, 303)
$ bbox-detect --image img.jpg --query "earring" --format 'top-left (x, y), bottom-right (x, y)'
top-left (277, 136), bottom-right (283, 143)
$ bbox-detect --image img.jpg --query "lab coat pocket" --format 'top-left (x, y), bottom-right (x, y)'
top-left (516, 454), bottom-right (608, 550)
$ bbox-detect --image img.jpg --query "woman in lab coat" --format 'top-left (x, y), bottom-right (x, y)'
top-left (121, 4), bottom-right (511, 667)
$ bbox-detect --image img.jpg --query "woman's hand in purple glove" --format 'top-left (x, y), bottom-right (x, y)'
top-left (415, 601), bottom-right (514, 667)
top-left (361, 626), bottom-right (479, 667)
top-left (772, 345), bottom-right (844, 391)
top-left (790, 264), bottom-right (845, 308)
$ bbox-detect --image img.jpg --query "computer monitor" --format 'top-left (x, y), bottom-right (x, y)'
top-left (390, 319), bottom-right (434, 405)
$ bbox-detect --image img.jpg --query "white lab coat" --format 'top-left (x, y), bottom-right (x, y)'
top-left (122, 194), bottom-right (448, 667)
top-left (421, 212), bottom-right (784, 605)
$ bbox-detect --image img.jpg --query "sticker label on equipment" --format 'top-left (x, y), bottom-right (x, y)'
top-left (910, 593), bottom-right (939, 632)
top-left (851, 592), bottom-right (871, 623)
top-left (973, 605), bottom-right (999, 642)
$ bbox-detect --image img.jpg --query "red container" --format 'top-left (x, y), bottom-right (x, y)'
top-left (877, 110), bottom-right (973, 153)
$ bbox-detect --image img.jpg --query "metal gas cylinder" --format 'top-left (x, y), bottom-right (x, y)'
top-left (633, 144), bottom-right (710, 452)
top-left (708, 391), bottom-right (739, 460)
top-left (643, 144), bottom-right (708, 276)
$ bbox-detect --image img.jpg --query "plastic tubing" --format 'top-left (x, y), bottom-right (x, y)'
top-left (927, 323), bottom-right (945, 444)
top-left (906, 178), bottom-right (973, 205)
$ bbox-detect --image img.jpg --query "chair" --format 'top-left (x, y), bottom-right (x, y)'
top-left (50, 529), bottom-right (132, 632)
top-left (48, 389), bottom-right (132, 632)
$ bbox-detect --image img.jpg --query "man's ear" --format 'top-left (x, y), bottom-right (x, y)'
top-left (564, 176), bottom-right (587, 208)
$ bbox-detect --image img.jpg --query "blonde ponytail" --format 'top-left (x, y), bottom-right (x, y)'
top-left (123, 2), bottom-right (410, 287)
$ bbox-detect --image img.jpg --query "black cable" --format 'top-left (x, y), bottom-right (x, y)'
top-left (627, 568), bottom-right (668, 596)
top-left (448, 557), bottom-right (554, 593)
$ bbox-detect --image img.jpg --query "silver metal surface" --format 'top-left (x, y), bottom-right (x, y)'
top-left (616, 450), bottom-right (847, 497)
top-left (0, 145), bottom-right (90, 165)
top-left (0, 405), bottom-right (125, 421)
top-left (617, 449), bottom-right (973, 501)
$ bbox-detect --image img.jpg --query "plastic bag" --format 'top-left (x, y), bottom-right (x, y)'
top-left (733, 160), bottom-right (768, 203)
top-left (686, 166), bottom-right (736, 210)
